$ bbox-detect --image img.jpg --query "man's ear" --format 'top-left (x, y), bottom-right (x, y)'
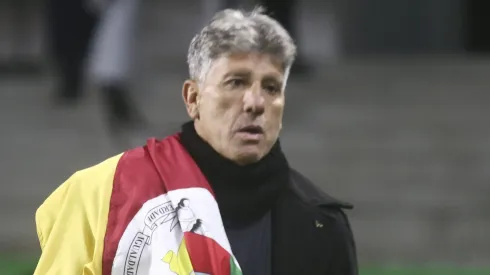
top-left (182, 80), bottom-right (200, 119)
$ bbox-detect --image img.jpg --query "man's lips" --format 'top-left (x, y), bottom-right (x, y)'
top-left (236, 125), bottom-right (264, 134)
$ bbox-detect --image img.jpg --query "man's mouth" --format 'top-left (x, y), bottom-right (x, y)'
top-left (237, 125), bottom-right (264, 135)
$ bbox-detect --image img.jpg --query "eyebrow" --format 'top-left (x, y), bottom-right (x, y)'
top-left (262, 74), bottom-right (284, 89)
top-left (262, 74), bottom-right (283, 84)
top-left (222, 70), bottom-right (284, 86)
top-left (223, 70), bottom-right (252, 79)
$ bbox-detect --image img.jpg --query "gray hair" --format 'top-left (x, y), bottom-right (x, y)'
top-left (187, 7), bottom-right (297, 84)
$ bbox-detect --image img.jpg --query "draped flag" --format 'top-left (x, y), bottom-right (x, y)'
top-left (35, 135), bottom-right (242, 275)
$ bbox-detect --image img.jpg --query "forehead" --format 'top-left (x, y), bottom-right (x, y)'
top-left (207, 53), bottom-right (285, 80)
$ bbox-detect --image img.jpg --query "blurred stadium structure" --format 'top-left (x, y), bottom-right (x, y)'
top-left (0, 0), bottom-right (489, 274)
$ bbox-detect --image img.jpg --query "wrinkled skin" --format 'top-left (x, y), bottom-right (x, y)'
top-left (183, 53), bottom-right (286, 165)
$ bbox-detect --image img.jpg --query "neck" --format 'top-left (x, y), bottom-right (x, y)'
top-left (179, 121), bottom-right (290, 226)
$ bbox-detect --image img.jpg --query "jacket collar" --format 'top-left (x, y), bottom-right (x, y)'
top-left (271, 169), bottom-right (354, 275)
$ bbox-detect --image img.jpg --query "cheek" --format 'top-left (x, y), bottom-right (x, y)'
top-left (217, 97), bottom-right (234, 111)
top-left (209, 90), bottom-right (241, 113)
top-left (201, 93), bottom-right (237, 121)
top-left (270, 97), bottom-right (285, 118)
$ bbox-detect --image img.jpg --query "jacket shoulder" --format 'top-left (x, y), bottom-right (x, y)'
top-left (289, 168), bottom-right (353, 210)
top-left (289, 169), bottom-right (358, 274)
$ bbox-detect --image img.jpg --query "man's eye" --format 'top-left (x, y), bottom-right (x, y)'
top-left (264, 85), bottom-right (280, 94)
top-left (226, 79), bottom-right (245, 88)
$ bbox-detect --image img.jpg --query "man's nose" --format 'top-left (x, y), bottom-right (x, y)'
top-left (243, 84), bottom-right (265, 115)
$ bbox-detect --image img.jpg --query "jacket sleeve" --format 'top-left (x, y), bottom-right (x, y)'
top-left (34, 154), bottom-right (121, 275)
top-left (330, 210), bottom-right (358, 275)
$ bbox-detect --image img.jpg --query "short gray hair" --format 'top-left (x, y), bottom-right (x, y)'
top-left (187, 7), bottom-right (297, 84)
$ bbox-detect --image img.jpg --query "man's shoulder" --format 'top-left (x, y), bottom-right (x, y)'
top-left (67, 136), bottom-right (184, 196)
top-left (288, 168), bottom-right (353, 212)
top-left (75, 144), bottom-right (152, 184)
top-left (75, 153), bottom-right (124, 182)
top-left (36, 153), bottom-right (125, 247)
top-left (54, 145), bottom-right (145, 198)
top-left (36, 146), bottom-right (150, 221)
top-left (280, 169), bottom-right (358, 274)
top-left (42, 153), bottom-right (124, 206)
top-left (286, 169), bottom-right (356, 244)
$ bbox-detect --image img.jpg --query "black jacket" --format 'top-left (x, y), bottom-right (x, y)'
top-left (272, 169), bottom-right (358, 275)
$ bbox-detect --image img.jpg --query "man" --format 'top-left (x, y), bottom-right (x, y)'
top-left (34, 7), bottom-right (357, 275)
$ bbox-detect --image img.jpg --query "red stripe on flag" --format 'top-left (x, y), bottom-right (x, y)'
top-left (102, 135), bottom-right (215, 274)
top-left (184, 232), bottom-right (232, 275)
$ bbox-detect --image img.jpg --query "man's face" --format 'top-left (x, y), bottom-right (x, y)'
top-left (183, 53), bottom-right (286, 165)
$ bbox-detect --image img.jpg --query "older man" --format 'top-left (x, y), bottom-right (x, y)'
top-left (34, 8), bottom-right (357, 275)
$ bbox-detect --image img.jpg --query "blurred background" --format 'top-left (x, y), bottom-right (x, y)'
top-left (0, 0), bottom-right (489, 274)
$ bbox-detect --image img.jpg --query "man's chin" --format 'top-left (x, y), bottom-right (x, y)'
top-left (230, 147), bottom-right (264, 165)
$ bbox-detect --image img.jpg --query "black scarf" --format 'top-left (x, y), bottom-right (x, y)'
top-left (179, 121), bottom-right (290, 227)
